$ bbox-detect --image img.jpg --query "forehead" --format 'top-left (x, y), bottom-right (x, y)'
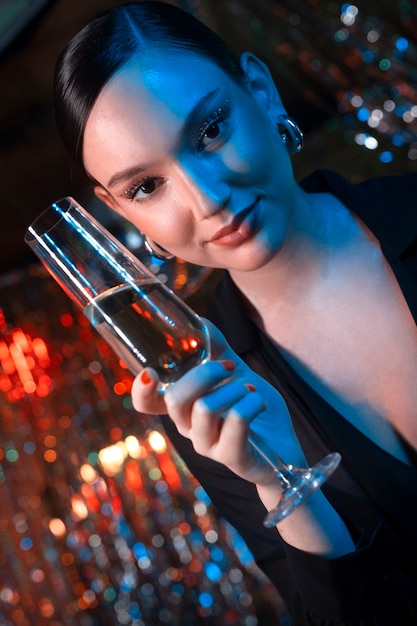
top-left (83, 48), bottom-right (236, 178)
top-left (112, 48), bottom-right (230, 113)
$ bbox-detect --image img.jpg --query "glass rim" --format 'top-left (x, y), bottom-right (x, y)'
top-left (24, 197), bottom-right (76, 246)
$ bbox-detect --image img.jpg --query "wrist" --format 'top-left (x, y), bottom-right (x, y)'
top-left (256, 480), bottom-right (283, 512)
top-left (257, 481), bottom-right (355, 558)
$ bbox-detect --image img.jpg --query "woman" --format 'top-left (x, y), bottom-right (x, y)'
top-left (54, 2), bottom-right (417, 623)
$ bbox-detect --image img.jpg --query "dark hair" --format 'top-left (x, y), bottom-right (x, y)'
top-left (54, 1), bottom-right (245, 177)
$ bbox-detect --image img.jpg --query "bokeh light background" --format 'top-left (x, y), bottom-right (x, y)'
top-left (0, 1), bottom-right (416, 625)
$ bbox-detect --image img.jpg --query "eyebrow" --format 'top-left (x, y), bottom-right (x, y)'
top-left (106, 87), bottom-right (221, 189)
top-left (108, 165), bottom-right (148, 189)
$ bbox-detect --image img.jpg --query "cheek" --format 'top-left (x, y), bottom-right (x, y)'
top-left (120, 201), bottom-right (191, 247)
top-left (111, 202), bottom-right (149, 239)
top-left (225, 120), bottom-right (281, 180)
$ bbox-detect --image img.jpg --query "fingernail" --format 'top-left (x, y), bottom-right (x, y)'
top-left (221, 359), bottom-right (236, 371)
top-left (245, 383), bottom-right (256, 392)
top-left (141, 370), bottom-right (151, 384)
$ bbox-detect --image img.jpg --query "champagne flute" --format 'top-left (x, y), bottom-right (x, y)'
top-left (25, 197), bottom-right (209, 387)
top-left (25, 197), bottom-right (341, 527)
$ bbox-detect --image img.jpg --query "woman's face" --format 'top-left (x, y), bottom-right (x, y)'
top-left (83, 47), bottom-right (297, 272)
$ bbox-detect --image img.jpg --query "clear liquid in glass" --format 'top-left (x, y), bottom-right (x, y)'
top-left (84, 279), bottom-right (210, 387)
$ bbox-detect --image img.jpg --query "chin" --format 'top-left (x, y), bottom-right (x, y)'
top-left (227, 247), bottom-right (277, 273)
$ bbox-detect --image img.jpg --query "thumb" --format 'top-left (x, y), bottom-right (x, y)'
top-left (131, 368), bottom-right (168, 415)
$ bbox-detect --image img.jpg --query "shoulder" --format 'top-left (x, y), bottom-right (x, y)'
top-left (301, 169), bottom-right (417, 255)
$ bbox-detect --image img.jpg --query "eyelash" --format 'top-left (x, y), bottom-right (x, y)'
top-left (122, 99), bottom-right (231, 202)
top-left (123, 177), bottom-right (164, 202)
top-left (197, 99), bottom-right (230, 152)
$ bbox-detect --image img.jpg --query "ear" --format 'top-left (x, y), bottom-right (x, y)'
top-left (239, 52), bottom-right (285, 115)
top-left (94, 186), bottom-right (127, 217)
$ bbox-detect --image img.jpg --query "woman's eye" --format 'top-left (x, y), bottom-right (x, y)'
top-left (197, 100), bottom-right (230, 152)
top-left (204, 121), bottom-right (221, 141)
top-left (139, 179), bottom-right (157, 195)
top-left (124, 177), bottom-right (162, 201)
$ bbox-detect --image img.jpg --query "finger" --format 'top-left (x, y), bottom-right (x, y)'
top-left (190, 381), bottom-right (256, 453)
top-left (216, 391), bottom-right (267, 461)
top-left (202, 319), bottom-right (263, 387)
top-left (164, 360), bottom-right (236, 432)
top-left (217, 394), bottom-right (279, 483)
top-left (131, 367), bottom-right (167, 415)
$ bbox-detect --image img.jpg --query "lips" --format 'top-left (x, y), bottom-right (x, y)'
top-left (210, 203), bottom-right (259, 247)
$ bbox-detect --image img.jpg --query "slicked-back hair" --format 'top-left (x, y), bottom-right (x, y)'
top-left (53, 1), bottom-right (245, 176)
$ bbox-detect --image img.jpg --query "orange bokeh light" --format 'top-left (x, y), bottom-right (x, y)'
top-left (113, 381), bottom-right (126, 395)
top-left (0, 325), bottom-right (52, 401)
top-left (44, 450), bottom-right (57, 463)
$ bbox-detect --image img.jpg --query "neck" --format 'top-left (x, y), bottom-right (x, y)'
top-left (229, 187), bottom-right (362, 323)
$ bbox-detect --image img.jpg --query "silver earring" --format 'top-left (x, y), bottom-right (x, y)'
top-left (277, 115), bottom-right (304, 153)
top-left (144, 237), bottom-right (175, 261)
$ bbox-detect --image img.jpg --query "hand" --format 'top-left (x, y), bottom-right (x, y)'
top-left (130, 317), bottom-right (234, 416)
top-left (131, 320), bottom-right (307, 487)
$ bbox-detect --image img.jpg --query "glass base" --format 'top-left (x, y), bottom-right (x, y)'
top-left (263, 452), bottom-right (342, 528)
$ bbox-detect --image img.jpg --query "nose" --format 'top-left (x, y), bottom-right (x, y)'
top-left (175, 160), bottom-right (231, 219)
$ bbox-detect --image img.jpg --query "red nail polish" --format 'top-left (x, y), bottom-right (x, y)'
top-left (245, 383), bottom-right (256, 392)
top-left (141, 370), bottom-right (151, 384)
top-left (221, 359), bottom-right (236, 371)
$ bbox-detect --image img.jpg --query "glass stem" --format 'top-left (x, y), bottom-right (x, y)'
top-left (248, 432), bottom-right (295, 490)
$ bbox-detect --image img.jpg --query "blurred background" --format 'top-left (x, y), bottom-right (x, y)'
top-left (0, 1), bottom-right (416, 625)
